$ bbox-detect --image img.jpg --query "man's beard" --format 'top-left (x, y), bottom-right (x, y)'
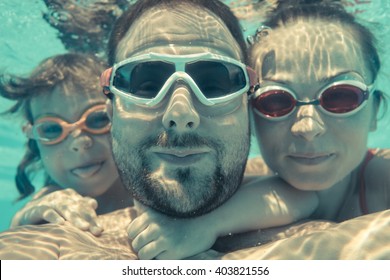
top-left (112, 129), bottom-right (249, 218)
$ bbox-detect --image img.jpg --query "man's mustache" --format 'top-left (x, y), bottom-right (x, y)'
top-left (141, 131), bottom-right (221, 150)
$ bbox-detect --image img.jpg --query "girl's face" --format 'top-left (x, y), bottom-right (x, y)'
top-left (30, 85), bottom-right (120, 197)
top-left (251, 20), bottom-right (378, 191)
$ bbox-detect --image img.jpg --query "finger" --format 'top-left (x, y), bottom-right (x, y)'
top-left (59, 203), bottom-right (98, 231)
top-left (41, 208), bottom-right (66, 225)
top-left (78, 208), bottom-right (103, 234)
top-left (73, 213), bottom-right (103, 235)
top-left (19, 206), bottom-right (65, 226)
top-left (63, 212), bottom-right (91, 230)
top-left (84, 197), bottom-right (98, 210)
top-left (150, 236), bottom-right (184, 260)
top-left (133, 200), bottom-right (147, 214)
top-left (155, 250), bottom-right (177, 260)
top-left (89, 224), bottom-right (104, 236)
top-left (137, 240), bottom-right (166, 260)
top-left (86, 215), bottom-right (104, 236)
top-left (154, 243), bottom-right (192, 260)
top-left (131, 225), bottom-right (159, 252)
top-left (127, 215), bottom-right (150, 240)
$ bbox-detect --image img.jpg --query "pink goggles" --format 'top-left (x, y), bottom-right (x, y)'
top-left (252, 80), bottom-right (375, 120)
top-left (24, 104), bottom-right (111, 145)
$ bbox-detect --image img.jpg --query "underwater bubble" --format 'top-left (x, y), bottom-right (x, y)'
top-left (50, 10), bottom-right (69, 23)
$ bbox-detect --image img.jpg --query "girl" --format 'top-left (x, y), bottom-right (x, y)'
top-left (0, 53), bottom-right (132, 235)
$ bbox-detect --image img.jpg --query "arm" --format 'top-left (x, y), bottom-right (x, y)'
top-left (200, 175), bottom-right (318, 237)
top-left (11, 187), bottom-right (103, 236)
top-left (127, 176), bottom-right (318, 259)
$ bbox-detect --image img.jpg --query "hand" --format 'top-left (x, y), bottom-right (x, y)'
top-left (127, 202), bottom-right (217, 260)
top-left (11, 188), bottom-right (103, 236)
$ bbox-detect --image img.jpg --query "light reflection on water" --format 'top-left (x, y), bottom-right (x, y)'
top-left (0, 0), bottom-right (389, 258)
top-left (1, 207), bottom-right (390, 259)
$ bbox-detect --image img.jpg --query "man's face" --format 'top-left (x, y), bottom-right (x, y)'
top-left (110, 4), bottom-right (250, 217)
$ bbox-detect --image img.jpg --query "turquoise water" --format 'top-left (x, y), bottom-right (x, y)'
top-left (0, 0), bottom-right (389, 232)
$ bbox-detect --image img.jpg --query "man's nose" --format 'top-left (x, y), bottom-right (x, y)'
top-left (69, 129), bottom-right (93, 152)
top-left (162, 86), bottom-right (200, 133)
top-left (291, 105), bottom-right (326, 141)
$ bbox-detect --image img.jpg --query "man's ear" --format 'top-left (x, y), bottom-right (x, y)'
top-left (105, 98), bottom-right (113, 121)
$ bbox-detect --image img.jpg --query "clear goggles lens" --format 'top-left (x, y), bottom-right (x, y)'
top-left (252, 80), bottom-right (374, 119)
top-left (100, 53), bottom-right (257, 106)
top-left (25, 104), bottom-right (111, 145)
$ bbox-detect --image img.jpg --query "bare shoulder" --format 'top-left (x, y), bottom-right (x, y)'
top-left (366, 148), bottom-right (390, 179)
top-left (245, 156), bottom-right (273, 177)
top-left (365, 148), bottom-right (390, 210)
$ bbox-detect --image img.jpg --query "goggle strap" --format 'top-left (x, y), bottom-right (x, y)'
top-left (100, 68), bottom-right (113, 96)
top-left (22, 123), bottom-right (33, 139)
top-left (246, 66), bottom-right (259, 93)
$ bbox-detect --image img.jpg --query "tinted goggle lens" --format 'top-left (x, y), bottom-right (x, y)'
top-left (35, 121), bottom-right (64, 141)
top-left (253, 84), bottom-right (368, 118)
top-left (186, 61), bottom-right (246, 98)
top-left (253, 89), bottom-right (296, 118)
top-left (84, 109), bottom-right (110, 130)
top-left (114, 61), bottom-right (174, 99)
top-left (112, 60), bottom-right (247, 99)
top-left (320, 84), bottom-right (365, 113)
top-left (32, 106), bottom-right (110, 144)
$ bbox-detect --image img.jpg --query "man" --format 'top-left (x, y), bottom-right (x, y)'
top-left (1, 0), bottom-right (389, 260)
top-left (102, 0), bottom-right (253, 218)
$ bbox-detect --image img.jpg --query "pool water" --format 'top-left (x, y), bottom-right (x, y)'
top-left (0, 0), bottom-right (389, 232)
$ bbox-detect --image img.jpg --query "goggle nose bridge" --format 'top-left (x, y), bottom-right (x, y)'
top-left (145, 71), bottom-right (215, 106)
top-left (295, 99), bottom-right (321, 107)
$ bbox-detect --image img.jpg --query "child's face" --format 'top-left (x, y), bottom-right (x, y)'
top-left (30, 85), bottom-right (119, 197)
top-left (251, 20), bottom-right (377, 191)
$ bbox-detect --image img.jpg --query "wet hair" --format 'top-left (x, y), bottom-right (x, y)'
top-left (0, 53), bottom-right (107, 200)
top-left (256, 0), bottom-right (380, 80)
top-left (250, 0), bottom-right (384, 106)
top-left (42, 0), bottom-right (130, 56)
top-left (107, 0), bottom-right (248, 65)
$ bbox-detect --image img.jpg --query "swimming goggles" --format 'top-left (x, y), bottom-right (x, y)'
top-left (100, 52), bottom-right (257, 107)
top-left (252, 80), bottom-right (375, 120)
top-left (24, 104), bottom-right (111, 145)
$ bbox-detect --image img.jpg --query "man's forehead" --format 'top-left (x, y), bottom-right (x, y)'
top-left (253, 20), bottom-right (368, 81)
top-left (115, 4), bottom-right (242, 61)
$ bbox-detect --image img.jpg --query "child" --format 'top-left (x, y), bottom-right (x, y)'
top-left (0, 53), bottom-right (132, 235)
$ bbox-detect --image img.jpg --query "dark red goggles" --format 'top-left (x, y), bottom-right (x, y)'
top-left (252, 80), bottom-right (374, 120)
